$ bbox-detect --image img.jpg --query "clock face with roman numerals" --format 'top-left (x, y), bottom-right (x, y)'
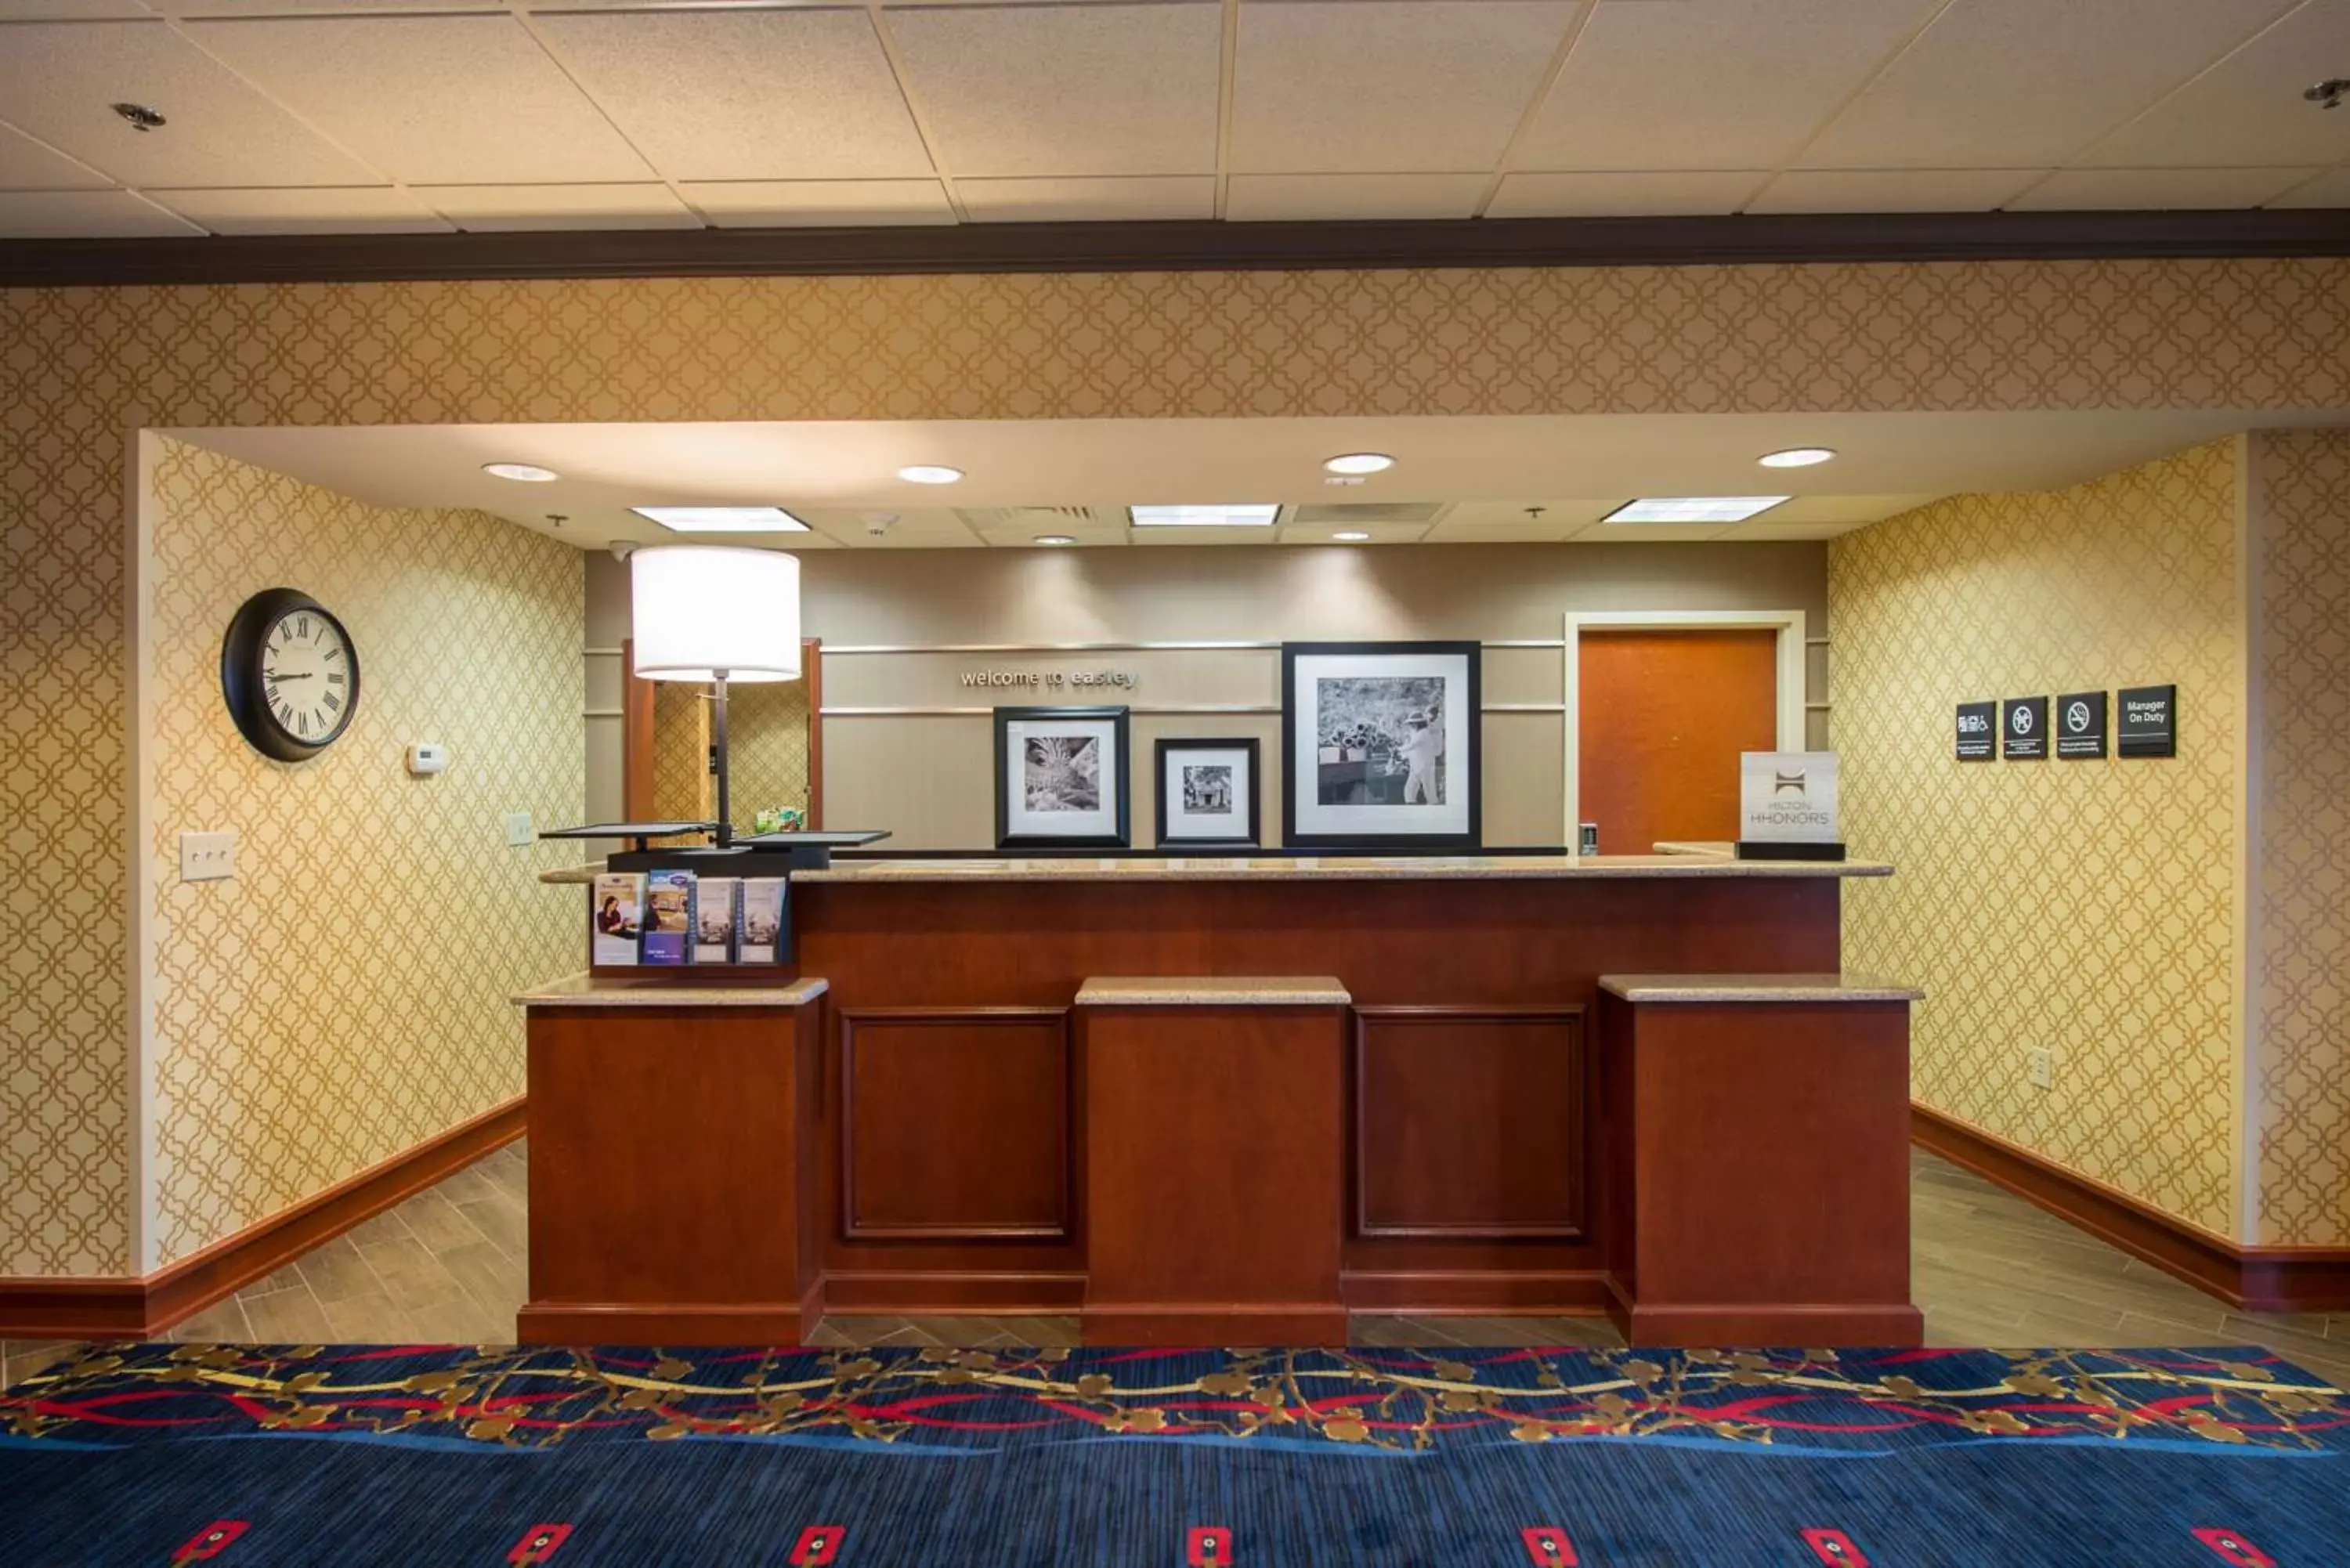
top-left (221, 587), bottom-right (362, 762)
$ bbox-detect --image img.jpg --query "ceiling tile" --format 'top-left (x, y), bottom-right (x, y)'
top-left (0, 187), bottom-right (201, 235)
top-left (0, 121), bottom-right (112, 190)
top-left (149, 184), bottom-right (453, 233)
top-left (794, 507), bottom-right (982, 549)
top-left (1801, 0), bottom-right (2293, 169)
top-left (2268, 167), bottom-right (2350, 208)
top-left (0, 20), bottom-right (386, 186)
top-left (413, 182), bottom-right (700, 231)
top-left (1515, 0), bottom-right (1943, 172)
top-left (1225, 172), bottom-right (1488, 220)
top-left (1765, 493), bottom-right (1941, 524)
top-left (1746, 168), bottom-right (2041, 213)
top-left (1571, 521), bottom-right (1740, 544)
top-left (2008, 165), bottom-right (2313, 211)
top-left (531, 9), bottom-right (933, 182)
top-left (1722, 519), bottom-right (1867, 540)
top-left (1426, 500), bottom-right (1611, 541)
top-left (0, 0), bottom-right (150, 15)
top-left (186, 13), bottom-right (654, 184)
top-left (885, 2), bottom-right (1221, 177)
top-left (1231, 0), bottom-right (1575, 173)
top-left (1486, 169), bottom-right (1764, 218)
top-left (2076, 2), bottom-right (2350, 168)
top-left (684, 179), bottom-right (954, 227)
top-left (960, 175), bottom-right (1214, 222)
top-left (1274, 521), bottom-right (1431, 544)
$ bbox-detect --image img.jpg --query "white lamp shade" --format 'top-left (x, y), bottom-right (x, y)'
top-left (630, 544), bottom-right (801, 682)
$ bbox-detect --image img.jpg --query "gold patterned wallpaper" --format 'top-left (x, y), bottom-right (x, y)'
top-left (4, 258), bottom-right (2350, 1275)
top-left (649, 682), bottom-right (709, 825)
top-left (2248, 430), bottom-right (2350, 1247)
top-left (1831, 442), bottom-right (2247, 1237)
top-left (141, 439), bottom-right (581, 1267)
top-left (647, 680), bottom-right (812, 829)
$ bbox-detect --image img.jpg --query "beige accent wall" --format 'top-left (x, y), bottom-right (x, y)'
top-left (137, 440), bottom-right (582, 1268)
top-left (591, 541), bottom-right (1828, 851)
top-left (2248, 429), bottom-right (2350, 1247)
top-left (5, 258), bottom-right (2350, 1274)
top-left (1831, 441), bottom-right (2248, 1237)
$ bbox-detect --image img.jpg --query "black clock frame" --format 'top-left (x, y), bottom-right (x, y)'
top-left (221, 587), bottom-right (360, 763)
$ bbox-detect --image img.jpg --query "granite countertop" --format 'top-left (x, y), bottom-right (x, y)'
top-left (1599, 973), bottom-right (1924, 1004)
top-left (1076, 975), bottom-right (1352, 1006)
top-left (1650, 840), bottom-right (1735, 858)
top-left (513, 973), bottom-right (830, 1008)
top-left (538, 864), bottom-right (602, 885)
top-left (793, 854), bottom-right (1890, 883)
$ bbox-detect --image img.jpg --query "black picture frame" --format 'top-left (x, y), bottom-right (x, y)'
top-left (993, 705), bottom-right (1131, 849)
top-left (1152, 737), bottom-right (1262, 850)
top-left (1281, 640), bottom-right (1482, 852)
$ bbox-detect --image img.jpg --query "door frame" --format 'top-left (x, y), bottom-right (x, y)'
top-left (1560, 609), bottom-right (1809, 852)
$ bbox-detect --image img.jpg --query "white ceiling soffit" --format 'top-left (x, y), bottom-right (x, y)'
top-left (7, 0), bottom-right (2345, 237)
top-left (160, 407), bottom-right (2347, 550)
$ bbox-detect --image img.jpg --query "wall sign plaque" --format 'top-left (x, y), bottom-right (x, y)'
top-left (2117, 685), bottom-right (2178, 757)
top-left (2001, 696), bottom-right (2048, 760)
top-left (2055, 691), bottom-right (2109, 759)
top-left (1955, 700), bottom-right (1997, 761)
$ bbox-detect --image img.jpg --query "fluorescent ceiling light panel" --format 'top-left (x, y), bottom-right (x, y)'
top-left (1602, 496), bottom-right (1790, 524)
top-left (1129, 504), bottom-right (1281, 528)
top-left (631, 505), bottom-right (813, 533)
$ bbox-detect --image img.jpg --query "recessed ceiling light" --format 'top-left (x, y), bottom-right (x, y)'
top-left (1603, 497), bottom-right (1790, 524)
top-left (1129, 504), bottom-right (1281, 528)
top-left (1332, 530), bottom-right (1372, 542)
top-left (630, 505), bottom-right (812, 533)
top-left (1323, 453), bottom-right (1394, 475)
top-left (1034, 533), bottom-right (1077, 547)
top-left (898, 464), bottom-right (964, 485)
top-left (483, 462), bottom-right (558, 482)
top-left (1758, 447), bottom-right (1837, 468)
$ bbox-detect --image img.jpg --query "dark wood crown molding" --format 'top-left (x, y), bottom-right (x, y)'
top-left (4, 209), bottom-right (2348, 289)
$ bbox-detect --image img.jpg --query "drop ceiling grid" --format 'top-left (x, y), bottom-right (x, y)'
top-left (0, 0), bottom-right (2346, 237)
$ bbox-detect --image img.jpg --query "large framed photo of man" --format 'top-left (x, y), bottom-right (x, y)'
top-left (994, 705), bottom-right (1131, 849)
top-left (1282, 641), bottom-right (1480, 851)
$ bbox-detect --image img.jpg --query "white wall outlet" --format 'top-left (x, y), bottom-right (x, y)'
top-left (179, 830), bottom-right (236, 883)
top-left (504, 811), bottom-right (535, 847)
top-left (2026, 1049), bottom-right (2054, 1091)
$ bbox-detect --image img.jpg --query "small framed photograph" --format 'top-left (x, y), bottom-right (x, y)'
top-left (1282, 640), bottom-right (1481, 851)
top-left (995, 705), bottom-right (1131, 849)
top-left (1154, 738), bottom-right (1261, 849)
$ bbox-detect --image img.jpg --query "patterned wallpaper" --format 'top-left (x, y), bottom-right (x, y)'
top-left (2250, 430), bottom-right (2350, 1247)
top-left (1831, 442), bottom-right (2246, 1237)
top-left (142, 439), bottom-right (581, 1267)
top-left (4, 258), bottom-right (2349, 1274)
top-left (647, 680), bottom-right (812, 829)
top-left (649, 682), bottom-right (708, 824)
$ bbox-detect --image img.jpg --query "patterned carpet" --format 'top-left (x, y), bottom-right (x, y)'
top-left (3, 1342), bottom-right (2345, 1564)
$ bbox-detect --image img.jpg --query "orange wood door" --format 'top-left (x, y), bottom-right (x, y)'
top-left (1577, 628), bottom-right (1779, 854)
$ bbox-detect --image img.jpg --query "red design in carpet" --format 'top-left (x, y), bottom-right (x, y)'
top-left (506, 1523), bottom-right (571, 1564)
top-left (2192, 1527), bottom-right (2276, 1566)
top-left (790, 1524), bottom-right (844, 1565)
top-left (1188, 1525), bottom-right (1232, 1564)
top-left (1802, 1527), bottom-right (1868, 1566)
top-left (171, 1520), bottom-right (248, 1563)
top-left (1521, 1525), bottom-right (1577, 1563)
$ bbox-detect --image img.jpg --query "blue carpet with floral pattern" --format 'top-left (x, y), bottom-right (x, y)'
top-left (2, 1342), bottom-right (2345, 1565)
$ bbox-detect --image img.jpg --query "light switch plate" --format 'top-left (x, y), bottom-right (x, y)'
top-left (504, 811), bottom-right (534, 847)
top-left (180, 830), bottom-right (236, 882)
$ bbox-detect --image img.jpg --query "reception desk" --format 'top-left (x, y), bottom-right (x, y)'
top-left (517, 851), bottom-right (1918, 1347)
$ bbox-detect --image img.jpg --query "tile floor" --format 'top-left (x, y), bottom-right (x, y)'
top-left (5, 1141), bottom-right (2346, 1389)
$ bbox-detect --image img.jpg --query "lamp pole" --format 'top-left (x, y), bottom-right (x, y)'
top-left (711, 668), bottom-right (732, 848)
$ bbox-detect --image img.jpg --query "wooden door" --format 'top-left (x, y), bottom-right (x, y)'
top-left (1577, 628), bottom-right (1779, 854)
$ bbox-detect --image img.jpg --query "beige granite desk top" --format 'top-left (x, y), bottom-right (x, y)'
top-left (513, 973), bottom-right (830, 1008)
top-left (538, 864), bottom-right (602, 885)
top-left (1076, 975), bottom-right (1351, 1006)
top-left (794, 854), bottom-right (1889, 883)
top-left (1600, 973), bottom-right (1923, 1004)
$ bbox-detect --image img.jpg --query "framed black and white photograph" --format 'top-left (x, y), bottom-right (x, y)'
top-left (994, 705), bottom-right (1131, 849)
top-left (1154, 737), bottom-right (1261, 849)
top-left (1282, 641), bottom-right (1480, 851)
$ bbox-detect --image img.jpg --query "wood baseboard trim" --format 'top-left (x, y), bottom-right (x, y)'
top-left (815, 1270), bottom-right (1088, 1314)
top-left (1911, 1102), bottom-right (2350, 1313)
top-left (1609, 1297), bottom-right (1925, 1348)
top-left (1081, 1304), bottom-right (1348, 1346)
top-left (1342, 1270), bottom-right (1611, 1315)
top-left (519, 1302), bottom-right (810, 1346)
top-left (0, 1096), bottom-right (526, 1339)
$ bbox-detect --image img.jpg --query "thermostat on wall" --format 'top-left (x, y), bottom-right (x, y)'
top-left (406, 742), bottom-right (449, 776)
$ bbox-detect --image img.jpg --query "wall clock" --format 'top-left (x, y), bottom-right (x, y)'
top-left (221, 587), bottom-right (361, 762)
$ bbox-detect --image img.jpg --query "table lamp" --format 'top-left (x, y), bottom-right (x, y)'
top-left (630, 544), bottom-right (801, 849)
